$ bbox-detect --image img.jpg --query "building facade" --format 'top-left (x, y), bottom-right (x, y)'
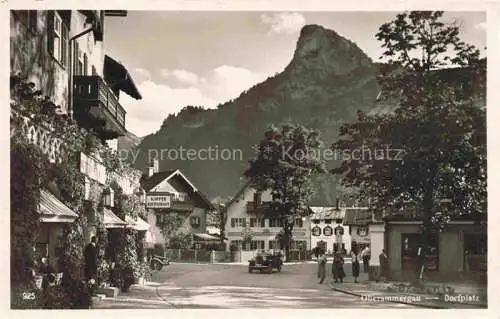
top-left (384, 206), bottom-right (486, 281)
top-left (310, 206), bottom-right (351, 255)
top-left (224, 183), bottom-right (311, 252)
top-left (10, 10), bottom-right (147, 272)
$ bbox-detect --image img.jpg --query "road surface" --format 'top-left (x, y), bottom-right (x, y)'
top-left (96, 262), bottom-right (417, 308)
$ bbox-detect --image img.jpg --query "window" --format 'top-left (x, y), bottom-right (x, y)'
top-left (324, 219), bottom-right (332, 224)
top-left (190, 216), bottom-right (201, 228)
top-left (250, 218), bottom-right (265, 228)
top-left (312, 219), bottom-right (320, 224)
top-left (294, 218), bottom-right (303, 228)
top-left (269, 218), bottom-right (282, 228)
top-left (335, 219), bottom-right (343, 224)
top-left (15, 10), bottom-right (37, 32)
top-left (48, 11), bottom-right (68, 67)
top-left (230, 218), bottom-right (246, 228)
top-left (253, 192), bottom-right (262, 205)
top-left (83, 53), bottom-right (88, 76)
top-left (250, 240), bottom-right (265, 250)
top-left (156, 214), bottom-right (163, 226)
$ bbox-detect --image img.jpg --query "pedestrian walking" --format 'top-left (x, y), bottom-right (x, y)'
top-left (361, 246), bottom-right (371, 273)
top-left (84, 236), bottom-right (98, 296)
top-left (377, 249), bottom-right (390, 282)
top-left (351, 248), bottom-right (360, 283)
top-left (332, 251), bottom-right (345, 283)
top-left (318, 251), bottom-right (327, 284)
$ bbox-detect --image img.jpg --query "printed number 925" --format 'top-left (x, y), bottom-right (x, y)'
top-left (22, 292), bottom-right (36, 300)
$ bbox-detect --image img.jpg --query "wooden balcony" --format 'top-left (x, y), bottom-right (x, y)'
top-left (73, 76), bottom-right (126, 140)
top-left (10, 110), bottom-right (64, 164)
top-left (246, 202), bottom-right (271, 215)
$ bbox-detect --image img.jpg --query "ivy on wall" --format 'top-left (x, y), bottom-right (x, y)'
top-left (10, 74), bottom-right (148, 307)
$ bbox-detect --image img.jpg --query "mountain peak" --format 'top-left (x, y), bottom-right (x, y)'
top-left (290, 24), bottom-right (374, 76)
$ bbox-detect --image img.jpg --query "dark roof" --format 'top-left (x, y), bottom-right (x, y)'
top-left (343, 208), bottom-right (372, 226)
top-left (140, 170), bottom-right (176, 192)
top-left (140, 170), bottom-right (215, 211)
top-left (224, 179), bottom-right (252, 210)
top-left (104, 55), bottom-right (142, 100)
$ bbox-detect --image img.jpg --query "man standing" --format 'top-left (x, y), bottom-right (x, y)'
top-left (361, 246), bottom-right (371, 273)
top-left (377, 249), bottom-right (390, 282)
top-left (84, 236), bottom-right (98, 290)
top-left (318, 250), bottom-right (327, 284)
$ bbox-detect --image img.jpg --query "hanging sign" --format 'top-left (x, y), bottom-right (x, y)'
top-left (146, 192), bottom-right (171, 208)
top-left (323, 226), bottom-right (333, 236)
top-left (312, 226), bottom-right (321, 236)
top-left (334, 226), bottom-right (344, 236)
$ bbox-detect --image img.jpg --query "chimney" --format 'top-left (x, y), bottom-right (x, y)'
top-left (335, 197), bottom-right (340, 210)
top-left (147, 166), bottom-right (154, 177)
top-left (152, 158), bottom-right (159, 174)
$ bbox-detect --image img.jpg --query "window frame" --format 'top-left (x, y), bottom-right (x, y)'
top-left (49, 11), bottom-right (68, 68)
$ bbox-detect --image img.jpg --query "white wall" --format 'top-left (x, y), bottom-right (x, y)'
top-left (369, 223), bottom-right (385, 266)
top-left (310, 221), bottom-right (351, 253)
top-left (225, 186), bottom-right (310, 252)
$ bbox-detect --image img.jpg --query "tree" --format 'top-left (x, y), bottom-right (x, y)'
top-left (332, 11), bottom-right (486, 281)
top-left (245, 123), bottom-right (326, 257)
top-left (159, 212), bottom-right (186, 247)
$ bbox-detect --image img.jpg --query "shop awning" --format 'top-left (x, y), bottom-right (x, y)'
top-left (103, 208), bottom-right (127, 228)
top-left (194, 233), bottom-right (219, 241)
top-left (124, 215), bottom-right (151, 231)
top-left (39, 190), bottom-right (78, 223)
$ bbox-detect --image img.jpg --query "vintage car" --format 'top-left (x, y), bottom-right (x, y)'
top-left (248, 252), bottom-right (283, 273)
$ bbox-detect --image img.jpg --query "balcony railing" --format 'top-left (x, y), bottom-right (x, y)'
top-left (246, 202), bottom-right (271, 215)
top-left (10, 110), bottom-right (64, 164)
top-left (73, 76), bottom-right (126, 139)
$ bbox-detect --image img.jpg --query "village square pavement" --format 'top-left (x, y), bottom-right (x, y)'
top-left (96, 262), bottom-right (417, 309)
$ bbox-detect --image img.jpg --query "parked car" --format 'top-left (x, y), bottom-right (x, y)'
top-left (150, 255), bottom-right (170, 271)
top-left (248, 252), bottom-right (283, 273)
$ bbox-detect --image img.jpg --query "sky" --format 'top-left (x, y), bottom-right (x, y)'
top-left (103, 11), bottom-right (486, 137)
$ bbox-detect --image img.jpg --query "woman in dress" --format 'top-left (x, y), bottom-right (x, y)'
top-left (332, 251), bottom-right (345, 283)
top-left (351, 247), bottom-right (361, 283)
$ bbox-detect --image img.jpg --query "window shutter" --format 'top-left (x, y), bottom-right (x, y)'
top-left (73, 42), bottom-right (79, 75)
top-left (46, 11), bottom-right (54, 56)
top-left (61, 23), bottom-right (68, 66)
